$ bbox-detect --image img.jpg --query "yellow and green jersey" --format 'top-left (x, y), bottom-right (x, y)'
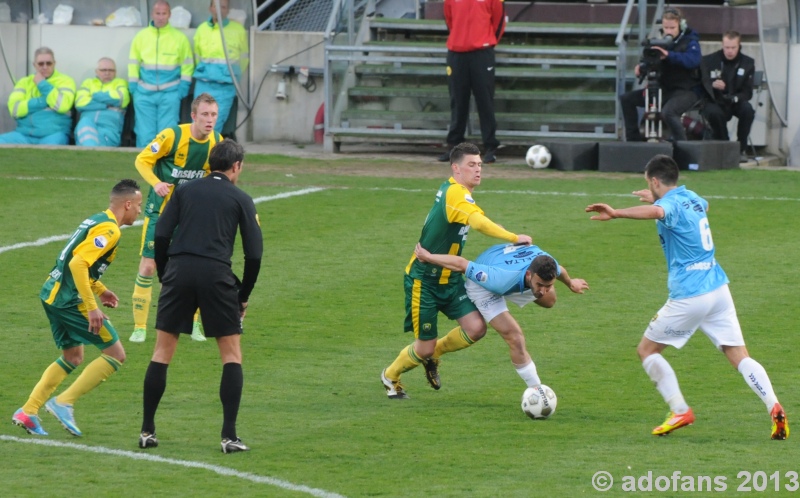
top-left (405, 177), bottom-right (484, 284)
top-left (135, 123), bottom-right (222, 216)
top-left (40, 210), bottom-right (120, 309)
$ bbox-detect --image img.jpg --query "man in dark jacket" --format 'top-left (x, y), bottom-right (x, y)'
top-left (620, 8), bottom-right (703, 142)
top-left (701, 31), bottom-right (756, 160)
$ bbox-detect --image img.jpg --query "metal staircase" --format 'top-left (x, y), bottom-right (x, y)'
top-left (323, 1), bottom-right (644, 152)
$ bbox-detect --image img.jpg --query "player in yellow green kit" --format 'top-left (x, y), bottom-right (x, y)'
top-left (130, 92), bottom-right (222, 343)
top-left (381, 142), bottom-right (533, 399)
top-left (12, 180), bottom-right (142, 436)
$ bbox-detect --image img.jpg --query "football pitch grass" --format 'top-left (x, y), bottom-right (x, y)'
top-left (0, 147), bottom-right (798, 497)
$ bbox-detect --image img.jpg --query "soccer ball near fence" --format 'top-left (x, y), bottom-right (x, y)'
top-left (526, 145), bottom-right (552, 169)
top-left (521, 384), bottom-right (558, 419)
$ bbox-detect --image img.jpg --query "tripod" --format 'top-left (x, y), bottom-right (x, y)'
top-left (642, 70), bottom-right (663, 142)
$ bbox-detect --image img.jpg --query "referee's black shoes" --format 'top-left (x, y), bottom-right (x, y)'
top-left (221, 437), bottom-right (250, 453)
top-left (138, 432), bottom-right (159, 449)
top-left (483, 149), bottom-right (497, 163)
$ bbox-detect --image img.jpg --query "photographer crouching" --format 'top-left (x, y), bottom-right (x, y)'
top-left (620, 8), bottom-right (704, 142)
top-left (701, 31), bottom-right (755, 162)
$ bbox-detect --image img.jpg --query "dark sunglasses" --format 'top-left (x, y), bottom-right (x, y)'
top-left (36, 61), bottom-right (54, 67)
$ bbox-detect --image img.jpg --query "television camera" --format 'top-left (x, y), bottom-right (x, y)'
top-left (637, 34), bottom-right (674, 84)
top-left (637, 34), bottom-right (674, 141)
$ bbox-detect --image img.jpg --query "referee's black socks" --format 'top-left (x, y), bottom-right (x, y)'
top-left (220, 362), bottom-right (243, 440)
top-left (142, 361), bottom-right (169, 434)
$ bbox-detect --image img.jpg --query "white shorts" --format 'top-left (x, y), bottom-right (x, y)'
top-left (644, 284), bottom-right (745, 350)
top-left (465, 279), bottom-right (536, 323)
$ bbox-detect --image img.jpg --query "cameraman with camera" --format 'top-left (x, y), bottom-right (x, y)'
top-left (620, 8), bottom-right (703, 142)
top-left (701, 31), bottom-right (755, 161)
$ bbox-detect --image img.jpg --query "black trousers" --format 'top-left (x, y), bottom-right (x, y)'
top-left (445, 47), bottom-right (499, 150)
top-left (620, 87), bottom-right (698, 142)
top-left (703, 100), bottom-right (755, 152)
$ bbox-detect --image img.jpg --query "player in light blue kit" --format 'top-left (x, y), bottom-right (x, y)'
top-left (414, 242), bottom-right (589, 389)
top-left (586, 154), bottom-right (788, 440)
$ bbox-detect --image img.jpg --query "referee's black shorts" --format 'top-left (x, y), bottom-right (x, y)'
top-left (156, 255), bottom-right (241, 337)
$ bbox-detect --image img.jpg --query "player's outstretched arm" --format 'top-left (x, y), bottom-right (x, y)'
top-left (586, 203), bottom-right (663, 221)
top-left (633, 189), bottom-right (655, 204)
top-left (557, 266), bottom-right (589, 294)
top-left (467, 212), bottom-right (529, 244)
top-left (414, 243), bottom-right (469, 272)
top-left (585, 203), bottom-right (616, 221)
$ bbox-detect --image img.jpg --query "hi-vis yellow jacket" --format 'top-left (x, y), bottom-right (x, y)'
top-left (7, 69), bottom-right (75, 138)
top-left (193, 17), bottom-right (249, 84)
top-left (128, 21), bottom-right (193, 97)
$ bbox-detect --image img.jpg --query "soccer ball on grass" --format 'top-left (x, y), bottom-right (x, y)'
top-left (525, 145), bottom-right (552, 169)
top-left (521, 384), bottom-right (557, 419)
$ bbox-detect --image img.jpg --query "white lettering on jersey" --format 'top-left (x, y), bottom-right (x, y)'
top-left (685, 262), bottom-right (713, 271)
top-left (171, 168), bottom-right (206, 180)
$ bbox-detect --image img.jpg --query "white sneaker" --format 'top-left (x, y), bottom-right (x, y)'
top-left (129, 328), bottom-right (146, 343)
top-left (191, 321), bottom-right (207, 342)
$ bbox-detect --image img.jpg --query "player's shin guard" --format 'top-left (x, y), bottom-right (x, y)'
top-left (385, 344), bottom-right (422, 380)
top-left (738, 357), bottom-right (779, 411)
top-left (642, 353), bottom-right (690, 414)
top-left (433, 326), bottom-right (475, 359)
top-left (57, 354), bottom-right (121, 405)
top-left (22, 356), bottom-right (75, 415)
top-left (132, 274), bottom-right (154, 329)
top-left (220, 362), bottom-right (243, 440)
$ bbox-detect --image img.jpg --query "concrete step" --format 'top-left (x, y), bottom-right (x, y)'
top-left (368, 18), bottom-right (627, 36)
top-left (341, 109), bottom-right (615, 125)
top-left (353, 64), bottom-right (620, 79)
top-left (347, 86), bottom-right (616, 101)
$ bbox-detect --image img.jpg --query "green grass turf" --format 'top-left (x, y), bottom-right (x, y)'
top-left (0, 147), bottom-right (799, 497)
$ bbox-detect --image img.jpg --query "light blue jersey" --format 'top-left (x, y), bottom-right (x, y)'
top-left (465, 244), bottom-right (560, 296)
top-left (654, 186), bottom-right (729, 299)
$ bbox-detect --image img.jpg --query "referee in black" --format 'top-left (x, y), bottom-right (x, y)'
top-left (138, 139), bottom-right (263, 453)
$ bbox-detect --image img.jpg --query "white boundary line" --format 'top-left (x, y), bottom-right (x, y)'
top-left (0, 188), bottom-right (326, 255)
top-left (3, 185), bottom-right (798, 256)
top-left (0, 435), bottom-right (345, 498)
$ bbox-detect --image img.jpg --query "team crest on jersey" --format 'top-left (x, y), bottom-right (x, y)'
top-left (423, 323), bottom-right (432, 332)
top-left (465, 194), bottom-right (475, 204)
top-left (94, 236), bottom-right (108, 248)
top-left (149, 141), bottom-right (160, 153)
top-left (474, 271), bottom-right (488, 282)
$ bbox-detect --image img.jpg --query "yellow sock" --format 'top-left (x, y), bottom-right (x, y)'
top-left (22, 356), bottom-right (75, 414)
top-left (385, 344), bottom-right (422, 380)
top-left (57, 355), bottom-right (122, 406)
top-left (132, 274), bottom-right (154, 329)
top-left (433, 326), bottom-right (475, 359)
